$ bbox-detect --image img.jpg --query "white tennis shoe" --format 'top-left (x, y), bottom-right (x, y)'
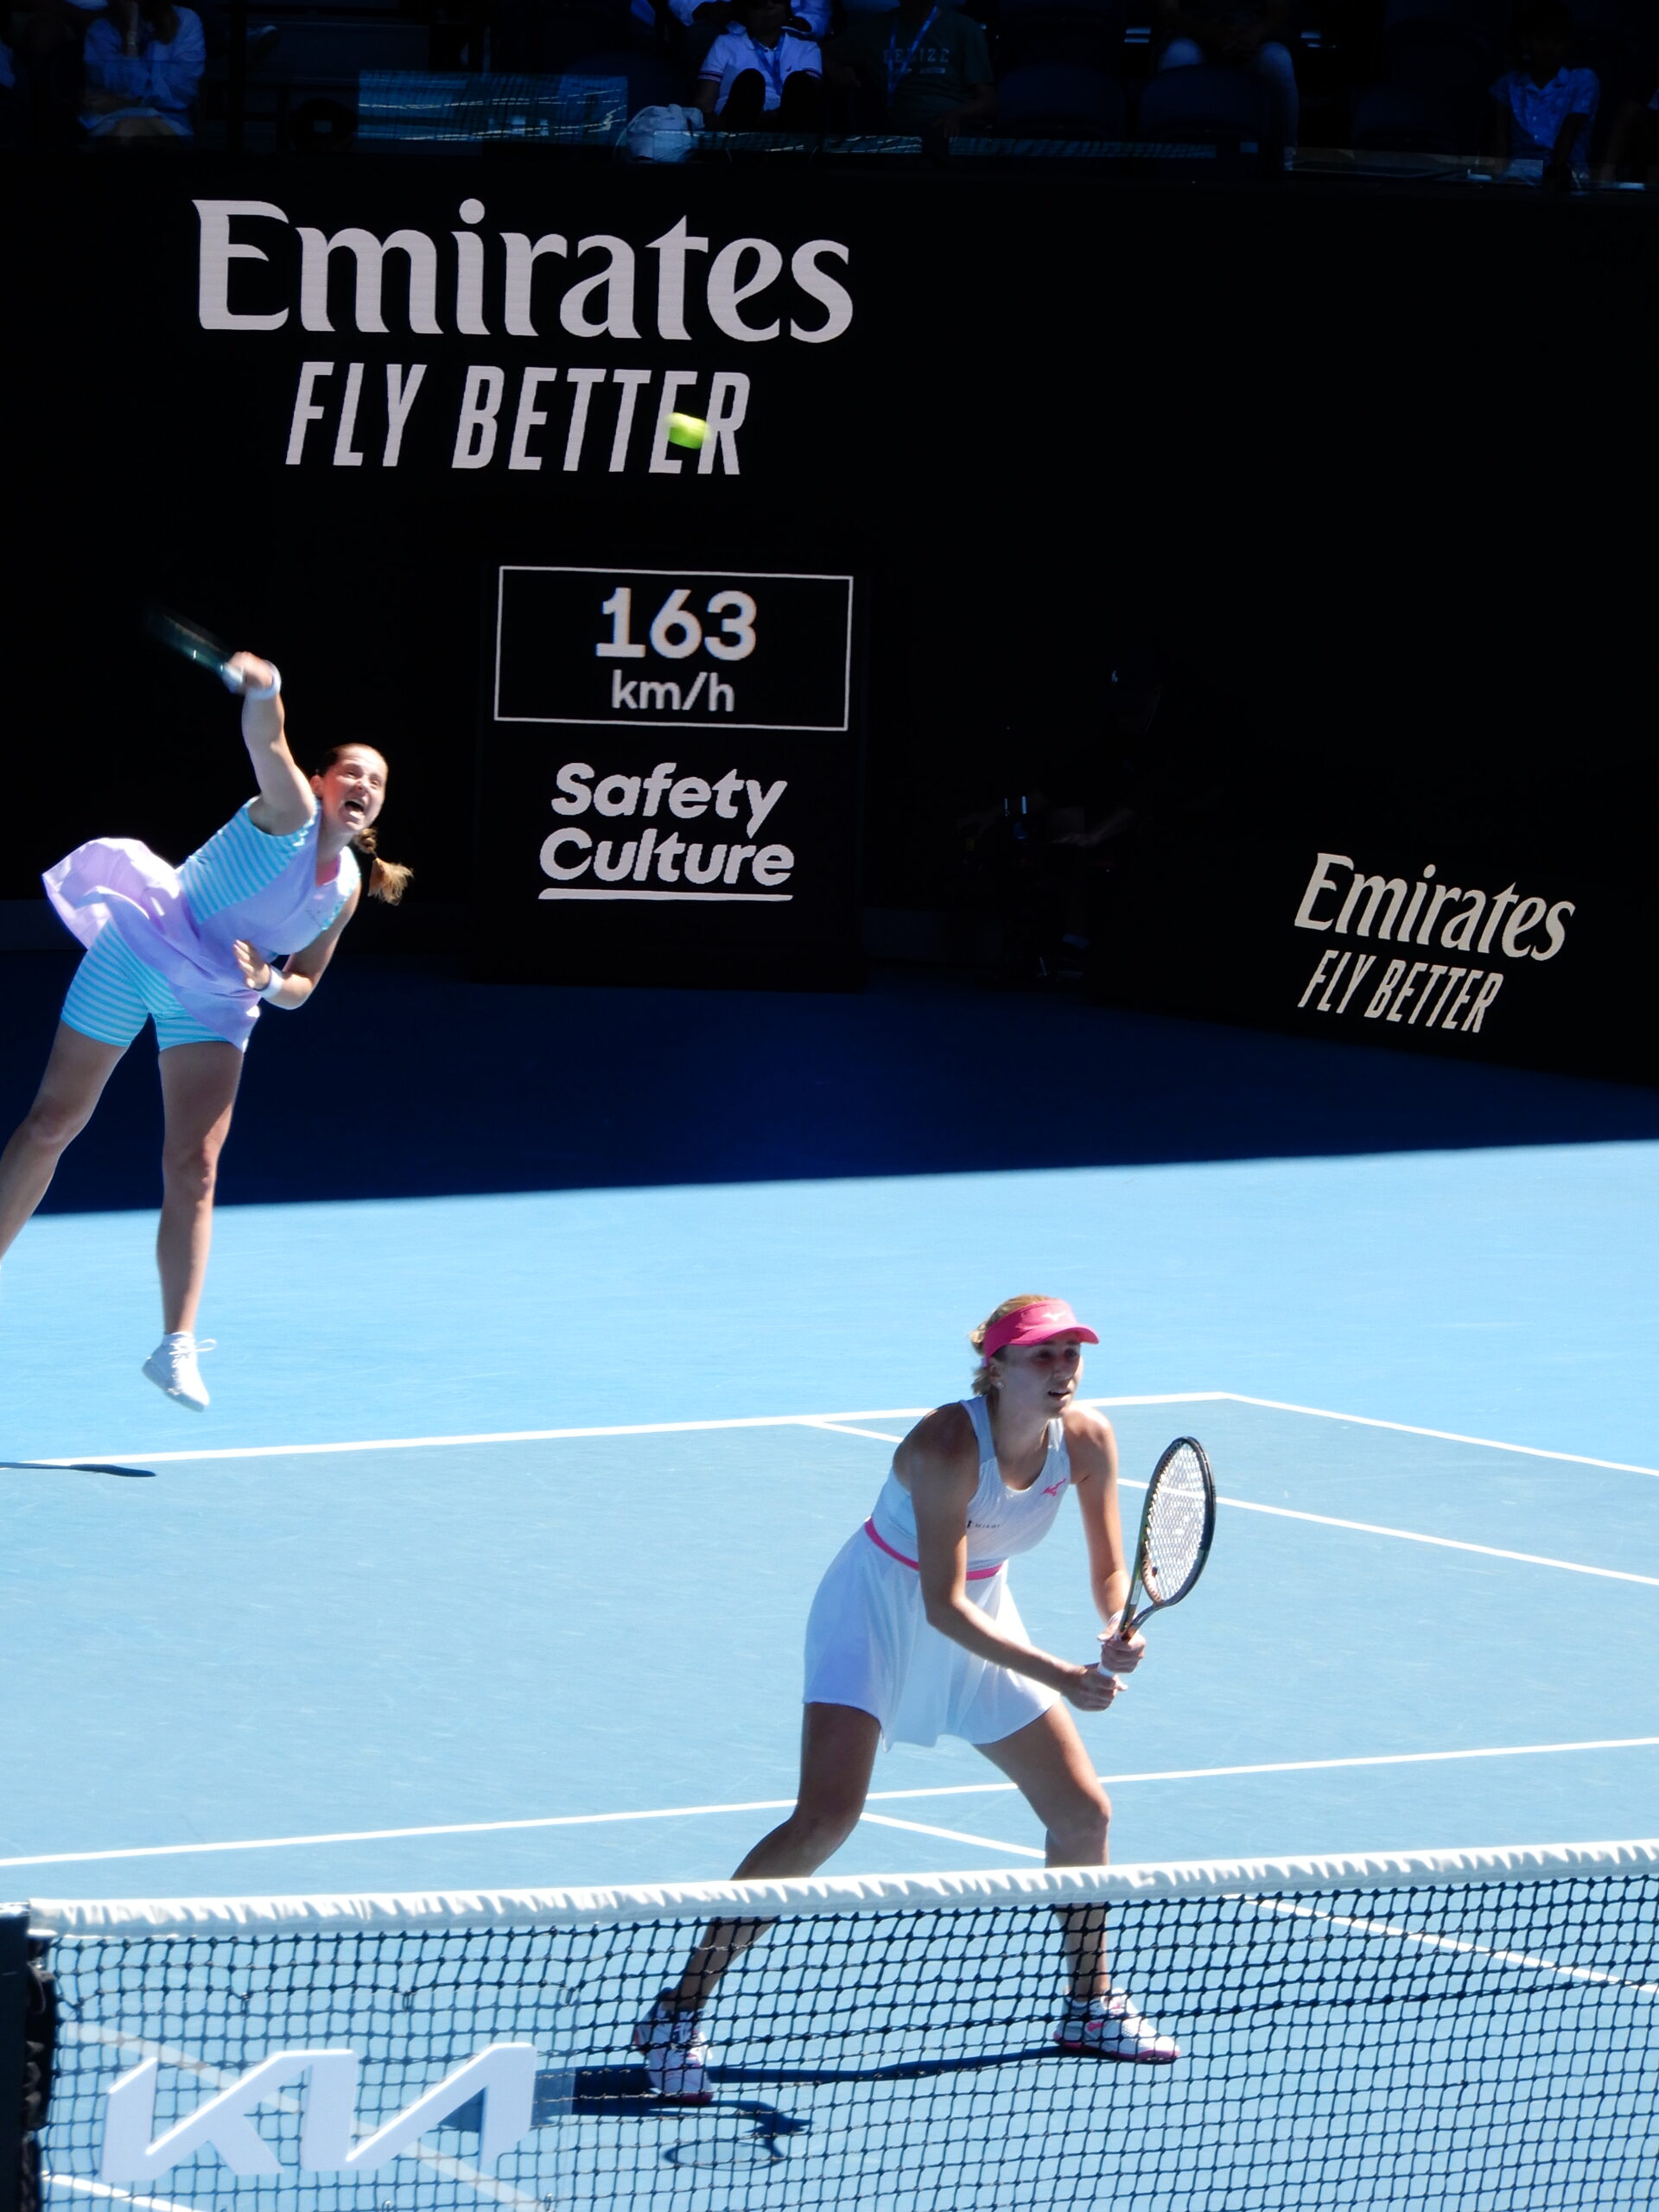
top-left (1053, 1992), bottom-right (1180, 2063)
top-left (142, 1333), bottom-right (216, 1412)
top-left (632, 1998), bottom-right (714, 2102)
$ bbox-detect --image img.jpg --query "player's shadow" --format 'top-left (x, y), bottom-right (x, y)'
top-left (563, 2068), bottom-right (808, 2164)
top-left (712, 2046), bottom-right (1060, 2085)
top-left (0, 1461), bottom-right (153, 1478)
top-left (445, 2050), bottom-right (1084, 2174)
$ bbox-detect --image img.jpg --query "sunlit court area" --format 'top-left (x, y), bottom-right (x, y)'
top-left (5, 8), bottom-right (1659, 2203)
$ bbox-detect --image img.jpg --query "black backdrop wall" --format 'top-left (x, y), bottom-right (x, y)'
top-left (5, 157), bottom-right (1656, 1078)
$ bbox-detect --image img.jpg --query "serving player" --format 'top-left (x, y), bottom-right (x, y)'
top-left (0, 652), bottom-right (409, 1409)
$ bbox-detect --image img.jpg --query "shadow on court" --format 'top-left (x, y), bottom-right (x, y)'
top-left (0, 1460), bottom-right (152, 1478)
top-left (5, 948), bottom-right (1658, 1215)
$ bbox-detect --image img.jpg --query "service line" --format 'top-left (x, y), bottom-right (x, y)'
top-left (44, 1391), bottom-right (1657, 1478)
top-left (6, 1735), bottom-right (1656, 1871)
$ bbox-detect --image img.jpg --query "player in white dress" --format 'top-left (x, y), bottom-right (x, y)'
top-left (635, 1294), bottom-right (1179, 2097)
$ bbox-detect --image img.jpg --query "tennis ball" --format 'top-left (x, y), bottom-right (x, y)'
top-left (666, 412), bottom-right (708, 450)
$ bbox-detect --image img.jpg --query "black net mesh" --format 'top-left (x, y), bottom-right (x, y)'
top-left (35, 1871), bottom-right (1659, 2212)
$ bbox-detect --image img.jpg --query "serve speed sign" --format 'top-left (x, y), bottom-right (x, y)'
top-left (494, 566), bottom-right (854, 732)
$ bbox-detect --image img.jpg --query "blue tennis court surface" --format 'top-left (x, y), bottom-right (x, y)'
top-left (5, 1142), bottom-right (1657, 1904)
top-left (6, 1043), bottom-right (1658, 2212)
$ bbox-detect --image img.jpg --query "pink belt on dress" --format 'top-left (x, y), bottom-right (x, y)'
top-left (863, 1519), bottom-right (1006, 1580)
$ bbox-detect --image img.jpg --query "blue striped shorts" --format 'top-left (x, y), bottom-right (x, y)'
top-left (61, 929), bottom-right (230, 1053)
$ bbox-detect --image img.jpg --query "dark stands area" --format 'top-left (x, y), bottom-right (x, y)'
top-left (3, 944), bottom-right (1658, 1213)
top-left (4, 0), bottom-right (1656, 1135)
top-left (2, 0), bottom-right (1656, 169)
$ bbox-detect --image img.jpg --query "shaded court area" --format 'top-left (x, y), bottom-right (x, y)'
top-left (5, 946), bottom-right (1659, 1211)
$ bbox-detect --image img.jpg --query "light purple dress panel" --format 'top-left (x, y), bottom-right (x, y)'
top-left (44, 802), bottom-right (358, 1048)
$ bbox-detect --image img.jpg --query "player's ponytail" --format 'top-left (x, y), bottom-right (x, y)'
top-left (968, 1294), bottom-right (1055, 1395)
top-left (351, 820), bottom-right (413, 906)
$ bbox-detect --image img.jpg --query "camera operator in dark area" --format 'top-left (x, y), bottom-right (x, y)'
top-left (958, 654), bottom-right (1229, 993)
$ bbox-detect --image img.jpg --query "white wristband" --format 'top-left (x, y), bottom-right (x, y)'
top-left (229, 663), bottom-right (282, 700)
top-left (260, 967), bottom-right (287, 1003)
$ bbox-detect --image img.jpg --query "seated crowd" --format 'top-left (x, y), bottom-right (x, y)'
top-left (625, 0), bottom-right (1655, 175)
top-left (1, 0), bottom-right (1655, 172)
top-left (3, 0), bottom-right (206, 139)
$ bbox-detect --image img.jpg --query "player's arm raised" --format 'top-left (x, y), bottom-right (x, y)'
top-left (906, 1408), bottom-right (1118, 1710)
top-left (1067, 1409), bottom-right (1145, 1675)
top-left (223, 652), bottom-right (313, 836)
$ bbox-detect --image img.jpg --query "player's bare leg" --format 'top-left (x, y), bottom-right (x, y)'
top-left (0, 1027), bottom-right (127, 1262)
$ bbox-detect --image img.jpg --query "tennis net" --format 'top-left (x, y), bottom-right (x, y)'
top-left (17, 1838), bottom-right (1659, 2212)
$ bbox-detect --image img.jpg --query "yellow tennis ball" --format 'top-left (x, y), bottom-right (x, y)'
top-left (666, 412), bottom-right (708, 450)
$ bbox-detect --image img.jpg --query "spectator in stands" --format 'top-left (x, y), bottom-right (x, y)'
top-left (1154, 0), bottom-right (1298, 149)
top-left (1599, 82), bottom-right (1658, 183)
top-left (696, 0), bottom-right (823, 124)
top-left (80, 0), bottom-right (203, 137)
top-left (667, 0), bottom-right (829, 54)
top-left (1486, 0), bottom-right (1597, 188)
top-left (5, 0), bottom-right (92, 143)
top-left (830, 0), bottom-right (995, 147)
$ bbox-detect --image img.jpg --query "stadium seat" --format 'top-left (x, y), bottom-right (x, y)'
top-left (995, 0), bottom-right (1128, 73)
top-left (558, 45), bottom-right (683, 115)
top-left (1135, 61), bottom-right (1278, 144)
top-left (1380, 0), bottom-right (1499, 96)
top-left (1350, 81), bottom-right (1466, 154)
top-left (492, 0), bottom-right (636, 76)
top-left (1381, 0), bottom-right (1506, 33)
top-left (995, 61), bottom-right (1128, 135)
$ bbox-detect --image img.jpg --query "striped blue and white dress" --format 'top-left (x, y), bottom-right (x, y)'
top-left (46, 802), bottom-right (359, 1052)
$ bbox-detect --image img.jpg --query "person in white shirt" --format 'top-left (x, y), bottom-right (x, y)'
top-left (80, 0), bottom-right (204, 138)
top-left (696, 0), bottom-right (823, 125)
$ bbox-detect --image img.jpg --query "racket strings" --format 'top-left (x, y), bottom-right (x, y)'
top-left (1141, 1445), bottom-right (1209, 1602)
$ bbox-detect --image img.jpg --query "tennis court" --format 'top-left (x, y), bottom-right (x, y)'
top-left (6, 1131), bottom-right (1659, 2209)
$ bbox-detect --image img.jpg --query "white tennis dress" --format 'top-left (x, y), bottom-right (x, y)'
top-left (803, 1395), bottom-right (1071, 1748)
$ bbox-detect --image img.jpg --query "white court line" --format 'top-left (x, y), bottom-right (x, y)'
top-left (804, 1421), bottom-right (907, 1444)
top-left (813, 1414), bottom-right (1658, 1588)
top-left (8, 1736), bottom-right (1656, 1871)
top-left (1219, 1393), bottom-right (1659, 1481)
top-left (1213, 1494), bottom-right (1659, 1587)
top-left (40, 1395), bottom-right (1221, 1468)
top-left (47, 2181), bottom-right (202, 2212)
top-left (41, 1390), bottom-right (1657, 1478)
top-left (859, 1814), bottom-right (1046, 1860)
top-left (809, 1420), bottom-right (1658, 1588)
top-left (1249, 1895), bottom-right (1659, 2002)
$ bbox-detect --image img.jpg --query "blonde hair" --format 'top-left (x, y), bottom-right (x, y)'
top-left (315, 745), bottom-right (412, 906)
top-left (967, 1294), bottom-right (1054, 1395)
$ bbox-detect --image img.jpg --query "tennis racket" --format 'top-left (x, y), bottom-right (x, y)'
top-left (144, 607), bottom-right (241, 689)
top-left (1106, 1436), bottom-right (1216, 1660)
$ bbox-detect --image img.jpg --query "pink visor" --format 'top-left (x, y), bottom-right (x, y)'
top-left (979, 1299), bottom-right (1100, 1360)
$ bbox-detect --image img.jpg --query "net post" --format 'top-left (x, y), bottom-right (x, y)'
top-left (0, 1909), bottom-right (29, 2212)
